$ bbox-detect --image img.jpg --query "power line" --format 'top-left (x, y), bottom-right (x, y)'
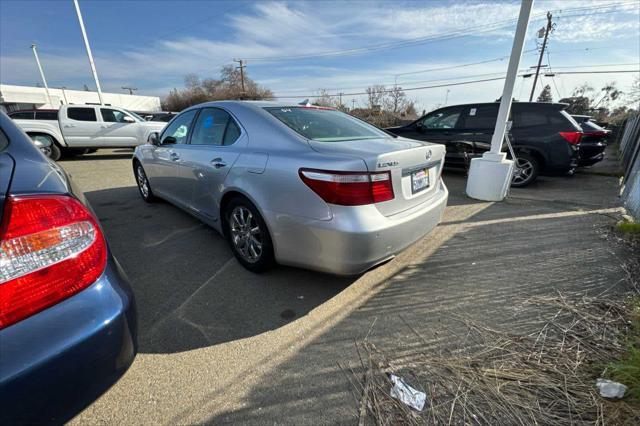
top-left (270, 69), bottom-right (640, 99)
top-left (275, 71), bottom-right (509, 95)
top-left (272, 52), bottom-right (545, 94)
top-left (271, 76), bottom-right (508, 99)
top-left (273, 61), bottom-right (638, 96)
top-left (549, 70), bottom-right (639, 75)
top-left (545, 51), bottom-right (562, 100)
top-left (394, 50), bottom-right (538, 78)
top-left (240, 1), bottom-right (637, 62)
top-left (549, 62), bottom-right (640, 69)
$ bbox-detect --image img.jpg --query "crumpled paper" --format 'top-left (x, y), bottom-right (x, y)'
top-left (389, 374), bottom-right (426, 411)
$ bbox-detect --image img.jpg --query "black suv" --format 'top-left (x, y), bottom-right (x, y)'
top-left (387, 102), bottom-right (583, 186)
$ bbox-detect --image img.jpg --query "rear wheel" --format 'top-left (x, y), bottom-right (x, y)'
top-left (135, 163), bottom-right (156, 202)
top-left (511, 153), bottom-right (539, 187)
top-left (225, 198), bottom-right (275, 273)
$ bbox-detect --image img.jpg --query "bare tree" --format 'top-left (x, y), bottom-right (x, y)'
top-left (384, 85), bottom-right (409, 114)
top-left (366, 85), bottom-right (386, 110)
top-left (313, 89), bottom-right (336, 108)
top-left (162, 66), bottom-right (274, 111)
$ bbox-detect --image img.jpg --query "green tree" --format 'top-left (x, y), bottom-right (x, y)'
top-left (536, 85), bottom-right (553, 102)
top-left (560, 82), bottom-right (624, 116)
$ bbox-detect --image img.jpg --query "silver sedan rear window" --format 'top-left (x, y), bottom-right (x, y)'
top-left (265, 107), bottom-right (387, 142)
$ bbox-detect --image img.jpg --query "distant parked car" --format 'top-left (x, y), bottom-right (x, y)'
top-left (572, 115), bottom-right (610, 166)
top-left (12, 105), bottom-right (166, 160)
top-left (144, 112), bottom-right (177, 122)
top-left (387, 102), bottom-right (583, 186)
top-left (0, 111), bottom-right (137, 424)
top-left (133, 101), bottom-right (448, 275)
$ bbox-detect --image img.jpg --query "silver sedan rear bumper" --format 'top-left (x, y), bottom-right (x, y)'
top-left (267, 180), bottom-right (448, 275)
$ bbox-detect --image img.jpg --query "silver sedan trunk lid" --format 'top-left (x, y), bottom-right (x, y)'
top-left (308, 137), bottom-right (445, 216)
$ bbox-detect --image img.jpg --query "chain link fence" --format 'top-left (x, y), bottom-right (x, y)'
top-left (619, 112), bottom-right (640, 220)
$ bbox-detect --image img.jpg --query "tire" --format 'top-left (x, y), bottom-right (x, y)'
top-left (224, 197), bottom-right (275, 273)
top-left (134, 162), bottom-right (157, 202)
top-left (511, 153), bottom-right (539, 187)
top-left (30, 134), bottom-right (61, 161)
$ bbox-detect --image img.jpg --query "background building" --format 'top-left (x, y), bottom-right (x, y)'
top-left (0, 84), bottom-right (161, 113)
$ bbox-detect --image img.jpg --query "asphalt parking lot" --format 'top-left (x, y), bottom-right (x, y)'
top-left (60, 149), bottom-right (628, 424)
top-left (60, 149), bottom-right (352, 354)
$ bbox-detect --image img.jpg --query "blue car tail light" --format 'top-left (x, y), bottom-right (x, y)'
top-left (0, 195), bottom-right (107, 329)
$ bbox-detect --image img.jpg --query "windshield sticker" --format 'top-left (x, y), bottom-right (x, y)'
top-left (469, 108), bottom-right (477, 116)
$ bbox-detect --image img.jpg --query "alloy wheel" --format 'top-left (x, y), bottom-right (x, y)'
top-left (136, 165), bottom-right (150, 198)
top-left (40, 145), bottom-right (53, 158)
top-left (512, 158), bottom-right (534, 185)
top-left (229, 206), bottom-right (263, 263)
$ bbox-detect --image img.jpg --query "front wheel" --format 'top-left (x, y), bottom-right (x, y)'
top-left (30, 134), bottom-right (61, 161)
top-left (135, 163), bottom-right (156, 202)
top-left (511, 153), bottom-right (539, 187)
top-left (225, 198), bottom-right (275, 273)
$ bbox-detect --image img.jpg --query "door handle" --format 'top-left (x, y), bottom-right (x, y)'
top-left (170, 152), bottom-right (180, 161)
top-left (211, 158), bottom-right (227, 168)
top-left (63, 124), bottom-right (76, 128)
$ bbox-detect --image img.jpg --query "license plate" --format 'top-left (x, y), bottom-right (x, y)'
top-left (411, 168), bottom-right (430, 194)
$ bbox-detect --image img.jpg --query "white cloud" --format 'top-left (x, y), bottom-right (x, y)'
top-left (0, 0), bottom-right (637, 109)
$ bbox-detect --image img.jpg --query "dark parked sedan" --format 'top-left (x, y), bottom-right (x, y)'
top-left (572, 115), bottom-right (610, 166)
top-left (387, 102), bottom-right (583, 186)
top-left (0, 112), bottom-right (137, 424)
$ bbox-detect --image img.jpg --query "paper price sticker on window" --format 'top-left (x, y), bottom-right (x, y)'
top-left (469, 108), bottom-right (477, 116)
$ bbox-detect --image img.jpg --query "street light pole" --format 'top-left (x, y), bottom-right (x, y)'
top-left (58, 86), bottom-right (69, 104)
top-left (30, 44), bottom-right (53, 107)
top-left (466, 0), bottom-right (534, 201)
top-left (73, 0), bottom-right (104, 105)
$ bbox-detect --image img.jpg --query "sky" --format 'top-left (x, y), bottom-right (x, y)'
top-left (0, 0), bottom-right (638, 111)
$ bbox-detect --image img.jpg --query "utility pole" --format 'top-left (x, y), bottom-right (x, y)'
top-left (338, 92), bottom-right (343, 107)
top-left (73, 0), bottom-right (104, 105)
top-left (444, 89), bottom-right (450, 106)
top-left (529, 11), bottom-right (553, 102)
top-left (30, 44), bottom-right (53, 107)
top-left (351, 99), bottom-right (356, 110)
top-left (233, 59), bottom-right (246, 98)
top-left (122, 86), bottom-right (138, 95)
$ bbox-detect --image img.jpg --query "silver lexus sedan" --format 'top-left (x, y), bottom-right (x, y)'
top-left (133, 101), bottom-right (448, 275)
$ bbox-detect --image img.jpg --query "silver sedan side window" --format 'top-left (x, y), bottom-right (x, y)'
top-left (160, 110), bottom-right (198, 144)
top-left (190, 108), bottom-right (241, 146)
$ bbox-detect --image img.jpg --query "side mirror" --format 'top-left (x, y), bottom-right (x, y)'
top-left (123, 116), bottom-right (135, 123)
top-left (148, 132), bottom-right (160, 146)
top-left (163, 136), bottom-right (177, 145)
top-left (415, 121), bottom-right (425, 131)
